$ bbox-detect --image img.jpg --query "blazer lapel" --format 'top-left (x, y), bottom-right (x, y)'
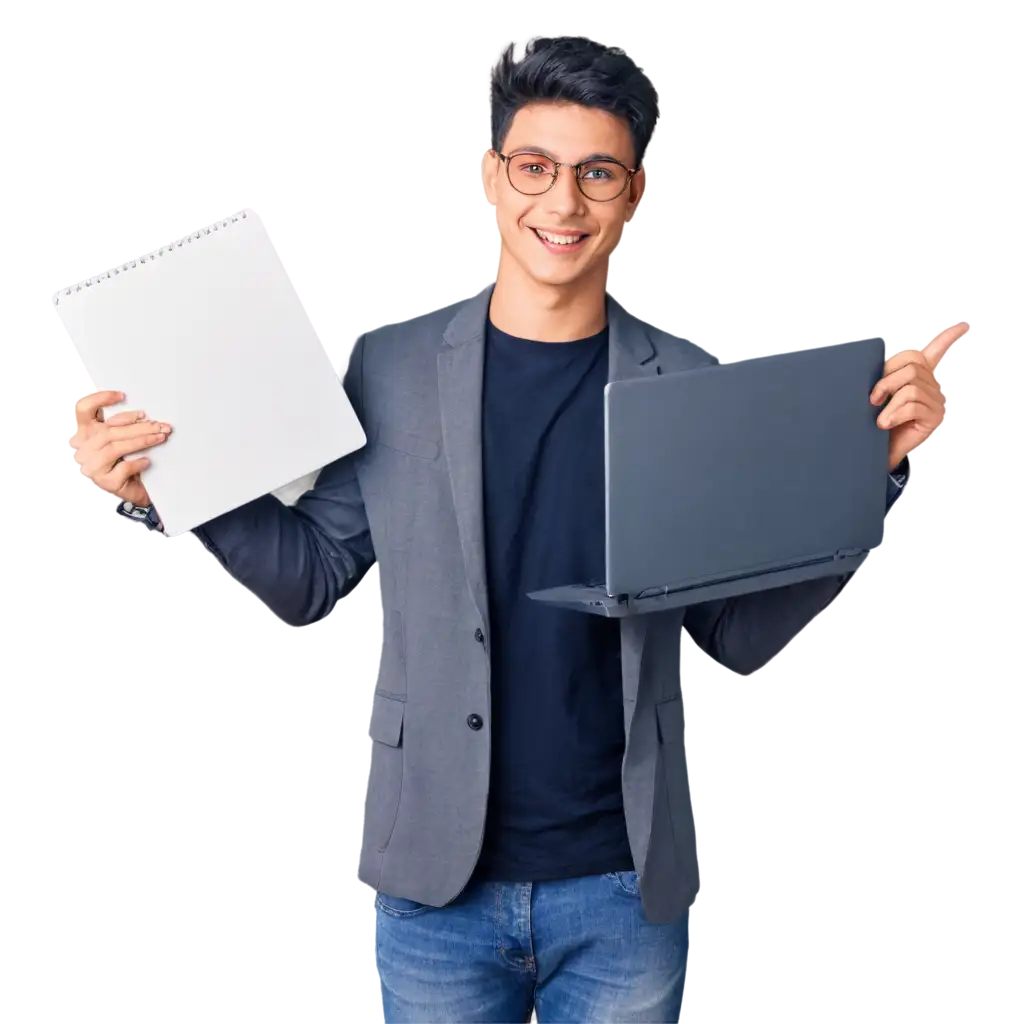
top-left (438, 283), bottom-right (494, 637)
top-left (606, 291), bottom-right (661, 384)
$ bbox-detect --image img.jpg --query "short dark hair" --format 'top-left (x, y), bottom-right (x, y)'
top-left (489, 36), bottom-right (660, 169)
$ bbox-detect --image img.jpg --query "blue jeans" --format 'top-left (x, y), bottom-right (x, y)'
top-left (375, 870), bottom-right (689, 1023)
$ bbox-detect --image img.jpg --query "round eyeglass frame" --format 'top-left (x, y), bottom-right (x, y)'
top-left (495, 149), bottom-right (639, 202)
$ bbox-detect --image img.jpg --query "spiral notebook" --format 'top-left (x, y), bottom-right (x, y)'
top-left (52, 208), bottom-right (367, 537)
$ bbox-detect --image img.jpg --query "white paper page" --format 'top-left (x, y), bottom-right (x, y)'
top-left (239, 197), bottom-right (495, 350)
top-left (54, 209), bottom-right (366, 536)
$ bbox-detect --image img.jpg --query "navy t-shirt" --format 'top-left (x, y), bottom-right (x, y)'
top-left (469, 314), bottom-right (636, 883)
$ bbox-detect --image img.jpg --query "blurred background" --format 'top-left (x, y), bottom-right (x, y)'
top-left (2, 2), bottom-right (1020, 1021)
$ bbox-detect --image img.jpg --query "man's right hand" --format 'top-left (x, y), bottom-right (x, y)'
top-left (70, 390), bottom-right (173, 508)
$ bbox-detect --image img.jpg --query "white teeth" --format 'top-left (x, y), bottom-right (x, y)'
top-left (535, 229), bottom-right (584, 245)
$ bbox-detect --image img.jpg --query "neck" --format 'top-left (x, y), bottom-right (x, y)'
top-left (489, 244), bottom-right (609, 342)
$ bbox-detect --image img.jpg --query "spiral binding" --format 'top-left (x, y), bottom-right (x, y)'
top-left (52, 209), bottom-right (249, 308)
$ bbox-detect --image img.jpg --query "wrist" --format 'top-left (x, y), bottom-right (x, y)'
top-left (888, 454), bottom-right (910, 487)
top-left (116, 498), bottom-right (165, 532)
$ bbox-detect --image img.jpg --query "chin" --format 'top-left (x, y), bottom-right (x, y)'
top-left (524, 264), bottom-right (589, 288)
top-left (518, 250), bottom-right (588, 286)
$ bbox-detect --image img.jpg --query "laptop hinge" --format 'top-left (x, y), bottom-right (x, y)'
top-left (633, 549), bottom-right (865, 601)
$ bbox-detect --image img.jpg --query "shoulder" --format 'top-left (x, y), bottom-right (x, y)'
top-left (631, 307), bottom-right (721, 370)
top-left (339, 292), bottom-right (475, 380)
top-left (351, 292), bottom-right (479, 408)
top-left (360, 294), bottom-right (467, 367)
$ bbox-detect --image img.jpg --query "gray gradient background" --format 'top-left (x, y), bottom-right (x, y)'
top-left (6, 9), bottom-right (1024, 1024)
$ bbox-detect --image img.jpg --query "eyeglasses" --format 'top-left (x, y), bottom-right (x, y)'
top-left (495, 149), bottom-right (638, 202)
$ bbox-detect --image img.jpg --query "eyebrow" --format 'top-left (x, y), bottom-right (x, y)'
top-left (508, 145), bottom-right (628, 165)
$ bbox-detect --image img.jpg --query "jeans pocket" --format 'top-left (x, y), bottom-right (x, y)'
top-left (605, 870), bottom-right (642, 897)
top-left (375, 891), bottom-right (434, 918)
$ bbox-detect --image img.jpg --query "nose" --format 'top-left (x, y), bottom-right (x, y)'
top-left (542, 166), bottom-right (588, 218)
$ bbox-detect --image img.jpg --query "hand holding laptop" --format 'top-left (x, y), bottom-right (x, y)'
top-left (872, 317), bottom-right (974, 468)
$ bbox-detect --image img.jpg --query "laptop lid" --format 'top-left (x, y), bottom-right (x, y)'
top-left (604, 337), bottom-right (889, 596)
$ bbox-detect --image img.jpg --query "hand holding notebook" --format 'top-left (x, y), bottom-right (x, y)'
top-left (52, 199), bottom-right (499, 536)
top-left (53, 208), bottom-right (367, 537)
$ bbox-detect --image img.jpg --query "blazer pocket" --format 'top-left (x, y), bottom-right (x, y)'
top-left (369, 692), bottom-right (406, 747)
top-left (655, 695), bottom-right (685, 745)
top-left (365, 693), bottom-right (406, 853)
top-left (654, 694), bottom-right (697, 886)
top-left (376, 423), bottom-right (440, 461)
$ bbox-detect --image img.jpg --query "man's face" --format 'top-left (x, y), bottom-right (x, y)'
top-left (482, 101), bottom-right (646, 288)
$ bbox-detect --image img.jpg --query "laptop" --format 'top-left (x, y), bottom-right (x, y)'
top-left (526, 337), bottom-right (889, 617)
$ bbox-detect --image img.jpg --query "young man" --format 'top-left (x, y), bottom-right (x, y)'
top-left (72, 34), bottom-right (960, 1024)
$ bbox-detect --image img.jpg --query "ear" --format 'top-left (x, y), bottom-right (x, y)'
top-left (482, 149), bottom-right (500, 207)
top-left (623, 165), bottom-right (646, 223)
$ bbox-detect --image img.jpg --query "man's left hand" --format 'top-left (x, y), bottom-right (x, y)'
top-left (869, 321), bottom-right (967, 472)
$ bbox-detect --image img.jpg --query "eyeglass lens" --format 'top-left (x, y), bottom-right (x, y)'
top-left (505, 152), bottom-right (628, 201)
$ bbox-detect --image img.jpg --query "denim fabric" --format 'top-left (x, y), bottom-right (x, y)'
top-left (375, 871), bottom-right (689, 1023)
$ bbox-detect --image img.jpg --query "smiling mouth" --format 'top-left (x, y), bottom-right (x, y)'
top-left (530, 227), bottom-right (590, 249)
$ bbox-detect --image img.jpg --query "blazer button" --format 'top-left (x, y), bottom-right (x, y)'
top-left (474, 628), bottom-right (485, 643)
top-left (467, 713), bottom-right (483, 730)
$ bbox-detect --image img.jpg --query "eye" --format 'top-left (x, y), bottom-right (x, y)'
top-left (512, 154), bottom-right (554, 176)
top-left (581, 163), bottom-right (621, 181)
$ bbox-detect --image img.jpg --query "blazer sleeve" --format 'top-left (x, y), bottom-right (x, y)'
top-left (190, 332), bottom-right (377, 627)
top-left (682, 454), bottom-right (910, 675)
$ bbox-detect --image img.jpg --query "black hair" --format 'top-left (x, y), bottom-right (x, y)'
top-left (489, 36), bottom-right (660, 169)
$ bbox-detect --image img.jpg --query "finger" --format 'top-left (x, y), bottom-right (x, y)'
top-left (876, 397), bottom-right (937, 430)
top-left (105, 429), bottom-right (171, 460)
top-left (880, 348), bottom-right (930, 380)
top-left (880, 387), bottom-right (942, 428)
top-left (870, 367), bottom-right (945, 405)
top-left (77, 419), bottom-right (170, 457)
top-left (104, 409), bottom-right (149, 427)
top-left (77, 426), bottom-right (170, 473)
top-left (69, 410), bottom-right (147, 450)
top-left (101, 419), bottom-right (171, 445)
top-left (922, 322), bottom-right (969, 369)
top-left (109, 455), bottom-right (150, 489)
top-left (75, 390), bottom-right (126, 428)
top-left (82, 452), bottom-right (151, 497)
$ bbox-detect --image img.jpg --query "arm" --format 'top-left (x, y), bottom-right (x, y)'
top-left (682, 455), bottom-right (910, 676)
top-left (188, 332), bottom-right (376, 627)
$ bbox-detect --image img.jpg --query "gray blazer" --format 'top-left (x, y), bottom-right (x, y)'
top-left (192, 281), bottom-right (908, 925)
